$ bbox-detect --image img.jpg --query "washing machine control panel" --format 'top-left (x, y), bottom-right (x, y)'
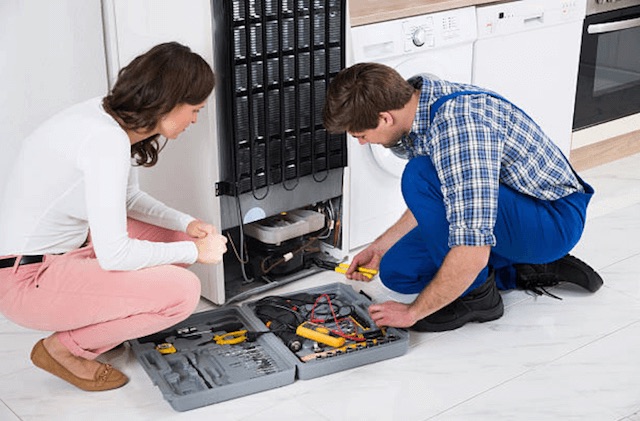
top-left (351, 6), bottom-right (476, 63)
top-left (410, 26), bottom-right (429, 47)
top-left (400, 8), bottom-right (476, 53)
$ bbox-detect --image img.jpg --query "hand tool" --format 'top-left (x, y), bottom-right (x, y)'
top-left (334, 263), bottom-right (378, 279)
top-left (155, 342), bottom-right (177, 354)
top-left (296, 321), bottom-right (345, 348)
top-left (203, 329), bottom-right (270, 346)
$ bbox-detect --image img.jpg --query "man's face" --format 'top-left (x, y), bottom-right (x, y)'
top-left (349, 114), bottom-right (403, 148)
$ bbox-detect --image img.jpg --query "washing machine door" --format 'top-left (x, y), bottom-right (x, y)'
top-left (368, 59), bottom-right (444, 178)
top-left (369, 142), bottom-right (408, 178)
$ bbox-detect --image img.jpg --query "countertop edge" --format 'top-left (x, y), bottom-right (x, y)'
top-left (349, 0), bottom-right (502, 27)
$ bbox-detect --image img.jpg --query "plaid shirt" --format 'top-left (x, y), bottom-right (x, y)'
top-left (401, 75), bottom-right (584, 248)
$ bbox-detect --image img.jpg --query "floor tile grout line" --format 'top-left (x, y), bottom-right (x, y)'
top-left (598, 251), bottom-right (640, 273)
top-left (425, 318), bottom-right (640, 420)
top-left (0, 398), bottom-right (22, 421)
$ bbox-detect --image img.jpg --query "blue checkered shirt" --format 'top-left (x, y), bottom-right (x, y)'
top-left (401, 75), bottom-right (584, 248)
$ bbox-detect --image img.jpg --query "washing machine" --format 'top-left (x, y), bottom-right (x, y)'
top-left (347, 7), bottom-right (478, 251)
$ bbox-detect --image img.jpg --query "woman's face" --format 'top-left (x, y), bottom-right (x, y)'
top-left (157, 101), bottom-right (207, 139)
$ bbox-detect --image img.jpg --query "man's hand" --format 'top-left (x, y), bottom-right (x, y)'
top-left (346, 246), bottom-right (384, 282)
top-left (368, 301), bottom-right (419, 328)
top-left (344, 209), bottom-right (417, 282)
top-left (186, 219), bottom-right (215, 239)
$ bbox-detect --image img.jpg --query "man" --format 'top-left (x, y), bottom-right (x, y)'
top-left (323, 62), bottom-right (603, 332)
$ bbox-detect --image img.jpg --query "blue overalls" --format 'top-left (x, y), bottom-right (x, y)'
top-left (379, 91), bottom-right (594, 295)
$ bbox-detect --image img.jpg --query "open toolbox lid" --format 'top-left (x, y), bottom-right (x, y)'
top-left (129, 306), bottom-right (297, 412)
top-left (129, 282), bottom-right (409, 411)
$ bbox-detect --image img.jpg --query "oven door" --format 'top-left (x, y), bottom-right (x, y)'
top-left (573, 5), bottom-right (640, 130)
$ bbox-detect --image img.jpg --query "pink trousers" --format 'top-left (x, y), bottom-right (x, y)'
top-left (0, 219), bottom-right (201, 359)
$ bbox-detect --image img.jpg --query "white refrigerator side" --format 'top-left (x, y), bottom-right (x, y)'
top-left (103, 0), bottom-right (225, 303)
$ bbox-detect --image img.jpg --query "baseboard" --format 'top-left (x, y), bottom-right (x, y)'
top-left (570, 129), bottom-right (640, 171)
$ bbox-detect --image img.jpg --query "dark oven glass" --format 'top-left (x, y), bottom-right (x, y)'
top-left (574, 5), bottom-right (640, 130)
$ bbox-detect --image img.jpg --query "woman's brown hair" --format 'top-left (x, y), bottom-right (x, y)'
top-left (103, 42), bottom-right (215, 167)
top-left (323, 62), bottom-right (415, 134)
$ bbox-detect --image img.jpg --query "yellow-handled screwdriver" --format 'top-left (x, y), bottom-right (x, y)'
top-left (334, 263), bottom-right (378, 279)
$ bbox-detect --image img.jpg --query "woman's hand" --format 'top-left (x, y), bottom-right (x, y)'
top-left (194, 226), bottom-right (228, 264)
top-left (187, 219), bottom-right (215, 238)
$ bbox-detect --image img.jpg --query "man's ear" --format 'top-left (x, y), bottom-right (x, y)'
top-left (379, 111), bottom-right (394, 126)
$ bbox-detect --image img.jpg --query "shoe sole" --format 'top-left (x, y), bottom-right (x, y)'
top-left (556, 255), bottom-right (604, 292)
top-left (411, 300), bottom-right (504, 333)
top-left (30, 339), bottom-right (129, 391)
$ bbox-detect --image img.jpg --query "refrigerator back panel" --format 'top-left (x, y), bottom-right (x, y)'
top-left (213, 0), bottom-right (347, 199)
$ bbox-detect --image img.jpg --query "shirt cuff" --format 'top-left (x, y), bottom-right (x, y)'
top-left (448, 227), bottom-right (496, 247)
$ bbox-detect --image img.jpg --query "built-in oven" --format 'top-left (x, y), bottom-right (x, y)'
top-left (573, 0), bottom-right (640, 130)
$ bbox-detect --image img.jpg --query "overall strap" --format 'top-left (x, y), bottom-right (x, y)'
top-left (427, 89), bottom-right (583, 187)
top-left (428, 90), bottom-right (510, 125)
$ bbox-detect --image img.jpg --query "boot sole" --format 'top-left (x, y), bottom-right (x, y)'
top-left (556, 255), bottom-right (604, 292)
top-left (411, 299), bottom-right (504, 333)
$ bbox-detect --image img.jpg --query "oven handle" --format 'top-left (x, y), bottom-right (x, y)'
top-left (588, 16), bottom-right (640, 34)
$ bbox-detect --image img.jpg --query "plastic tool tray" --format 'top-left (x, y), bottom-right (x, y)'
top-left (129, 282), bottom-right (409, 411)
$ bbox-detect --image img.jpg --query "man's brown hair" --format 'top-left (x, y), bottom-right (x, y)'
top-left (103, 42), bottom-right (215, 167)
top-left (323, 62), bottom-right (415, 134)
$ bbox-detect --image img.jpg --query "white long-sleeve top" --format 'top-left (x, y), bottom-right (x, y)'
top-left (0, 97), bottom-right (198, 270)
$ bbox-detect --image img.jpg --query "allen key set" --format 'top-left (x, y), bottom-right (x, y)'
top-left (129, 283), bottom-right (409, 411)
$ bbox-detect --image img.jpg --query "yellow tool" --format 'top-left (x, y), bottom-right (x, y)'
top-left (334, 263), bottom-right (378, 279)
top-left (156, 342), bottom-right (177, 354)
top-left (212, 330), bottom-right (268, 345)
top-left (296, 322), bottom-right (346, 348)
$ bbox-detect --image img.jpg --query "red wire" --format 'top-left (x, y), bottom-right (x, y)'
top-left (309, 294), bottom-right (365, 342)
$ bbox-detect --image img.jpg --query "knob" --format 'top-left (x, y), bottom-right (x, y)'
top-left (412, 27), bottom-right (426, 47)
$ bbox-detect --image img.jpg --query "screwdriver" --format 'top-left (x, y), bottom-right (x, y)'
top-left (334, 263), bottom-right (378, 279)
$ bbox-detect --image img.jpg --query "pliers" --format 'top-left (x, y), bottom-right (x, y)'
top-left (200, 329), bottom-right (270, 346)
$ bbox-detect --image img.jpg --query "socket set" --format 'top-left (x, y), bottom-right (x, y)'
top-left (129, 283), bottom-right (409, 411)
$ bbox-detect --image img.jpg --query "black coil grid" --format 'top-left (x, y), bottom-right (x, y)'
top-left (217, 0), bottom-right (347, 196)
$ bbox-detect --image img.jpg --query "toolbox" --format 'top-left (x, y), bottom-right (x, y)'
top-left (129, 282), bottom-right (409, 411)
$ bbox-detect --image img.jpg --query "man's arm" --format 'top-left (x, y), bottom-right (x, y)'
top-left (368, 244), bottom-right (490, 327)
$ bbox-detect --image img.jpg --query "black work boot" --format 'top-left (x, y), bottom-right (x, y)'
top-left (515, 254), bottom-right (603, 298)
top-left (411, 271), bottom-right (504, 332)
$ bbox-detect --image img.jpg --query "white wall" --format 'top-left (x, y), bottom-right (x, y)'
top-left (0, 0), bottom-right (107, 202)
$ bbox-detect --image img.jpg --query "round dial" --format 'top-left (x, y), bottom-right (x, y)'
top-left (412, 27), bottom-right (426, 47)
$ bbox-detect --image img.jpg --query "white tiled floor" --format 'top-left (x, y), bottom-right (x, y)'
top-left (2, 154), bottom-right (640, 420)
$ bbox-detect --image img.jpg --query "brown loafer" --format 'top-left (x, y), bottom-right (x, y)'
top-left (30, 339), bottom-right (128, 391)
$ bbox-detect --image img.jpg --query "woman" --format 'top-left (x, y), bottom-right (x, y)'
top-left (0, 42), bottom-right (227, 391)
